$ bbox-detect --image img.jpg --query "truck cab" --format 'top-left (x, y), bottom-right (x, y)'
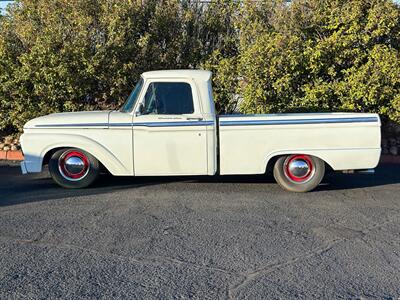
top-left (118, 70), bottom-right (217, 176)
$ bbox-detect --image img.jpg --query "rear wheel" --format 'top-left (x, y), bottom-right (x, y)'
top-left (48, 148), bottom-right (100, 188)
top-left (273, 154), bottom-right (325, 192)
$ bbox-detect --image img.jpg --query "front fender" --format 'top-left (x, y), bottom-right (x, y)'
top-left (21, 133), bottom-right (131, 175)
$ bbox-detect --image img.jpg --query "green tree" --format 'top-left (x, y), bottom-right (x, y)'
top-left (207, 0), bottom-right (400, 121)
top-left (1, 0), bottom-right (399, 132)
top-left (0, 0), bottom-right (233, 131)
top-left (238, 0), bottom-right (400, 121)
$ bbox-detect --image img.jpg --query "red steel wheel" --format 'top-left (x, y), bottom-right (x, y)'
top-left (49, 148), bottom-right (100, 188)
top-left (58, 150), bottom-right (90, 181)
top-left (283, 154), bottom-right (315, 183)
top-left (273, 154), bottom-right (325, 192)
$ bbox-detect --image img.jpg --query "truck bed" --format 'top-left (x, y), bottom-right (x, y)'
top-left (218, 112), bottom-right (381, 175)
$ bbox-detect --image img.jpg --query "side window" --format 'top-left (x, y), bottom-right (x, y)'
top-left (142, 82), bottom-right (194, 115)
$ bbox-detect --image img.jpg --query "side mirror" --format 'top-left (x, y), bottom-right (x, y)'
top-left (136, 103), bottom-right (145, 116)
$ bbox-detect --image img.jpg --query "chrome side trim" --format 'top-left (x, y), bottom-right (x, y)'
top-left (32, 117), bottom-right (378, 128)
top-left (34, 121), bottom-right (214, 128)
top-left (35, 123), bottom-right (109, 128)
top-left (131, 121), bottom-right (214, 127)
top-left (219, 117), bottom-right (379, 126)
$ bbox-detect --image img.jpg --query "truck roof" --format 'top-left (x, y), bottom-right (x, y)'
top-left (142, 69), bottom-right (212, 81)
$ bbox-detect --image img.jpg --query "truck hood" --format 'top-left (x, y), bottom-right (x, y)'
top-left (24, 111), bottom-right (112, 129)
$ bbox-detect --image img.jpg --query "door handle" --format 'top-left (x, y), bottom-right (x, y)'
top-left (186, 117), bottom-right (203, 121)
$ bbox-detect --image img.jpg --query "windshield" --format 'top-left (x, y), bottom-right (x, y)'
top-left (120, 78), bottom-right (144, 112)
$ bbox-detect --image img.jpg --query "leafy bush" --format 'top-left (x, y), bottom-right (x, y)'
top-left (0, 0), bottom-right (233, 130)
top-left (0, 0), bottom-right (399, 132)
top-left (210, 0), bottom-right (400, 122)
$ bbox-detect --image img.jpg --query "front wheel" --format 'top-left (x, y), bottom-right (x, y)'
top-left (48, 148), bottom-right (100, 188)
top-left (273, 154), bottom-right (325, 192)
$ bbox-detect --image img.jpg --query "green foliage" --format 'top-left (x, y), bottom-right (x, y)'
top-left (0, 0), bottom-right (231, 130)
top-left (0, 0), bottom-right (399, 132)
top-left (209, 0), bottom-right (400, 121)
top-left (202, 50), bottom-right (239, 113)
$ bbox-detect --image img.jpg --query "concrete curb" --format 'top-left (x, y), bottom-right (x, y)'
top-left (0, 150), bottom-right (399, 164)
top-left (0, 150), bottom-right (24, 161)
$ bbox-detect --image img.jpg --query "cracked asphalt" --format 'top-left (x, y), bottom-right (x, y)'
top-left (0, 161), bottom-right (400, 299)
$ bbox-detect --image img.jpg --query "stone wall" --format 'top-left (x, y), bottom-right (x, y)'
top-left (382, 121), bottom-right (400, 156)
top-left (0, 135), bottom-right (20, 151)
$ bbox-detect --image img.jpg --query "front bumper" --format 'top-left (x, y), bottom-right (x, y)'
top-left (21, 161), bottom-right (28, 174)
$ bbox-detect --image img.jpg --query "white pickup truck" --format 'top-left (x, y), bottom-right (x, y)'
top-left (21, 70), bottom-right (381, 192)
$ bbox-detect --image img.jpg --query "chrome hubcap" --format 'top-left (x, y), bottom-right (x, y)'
top-left (64, 156), bottom-right (86, 175)
top-left (58, 150), bottom-right (90, 181)
top-left (288, 159), bottom-right (310, 178)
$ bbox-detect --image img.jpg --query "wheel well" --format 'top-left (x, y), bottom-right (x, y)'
top-left (42, 147), bottom-right (65, 166)
top-left (42, 147), bottom-right (108, 173)
top-left (265, 155), bottom-right (284, 174)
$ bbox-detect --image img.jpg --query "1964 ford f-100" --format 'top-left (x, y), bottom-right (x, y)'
top-left (20, 70), bottom-right (381, 192)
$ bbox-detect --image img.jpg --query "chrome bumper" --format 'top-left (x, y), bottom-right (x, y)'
top-left (356, 169), bottom-right (375, 174)
top-left (20, 161), bottom-right (28, 174)
top-left (342, 169), bottom-right (375, 174)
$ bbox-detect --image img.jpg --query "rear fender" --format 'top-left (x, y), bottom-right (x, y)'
top-left (264, 148), bottom-right (381, 172)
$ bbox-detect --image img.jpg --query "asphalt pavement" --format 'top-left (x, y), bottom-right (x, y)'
top-left (0, 161), bottom-right (400, 299)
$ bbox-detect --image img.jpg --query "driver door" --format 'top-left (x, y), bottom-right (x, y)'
top-left (133, 79), bottom-right (208, 176)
